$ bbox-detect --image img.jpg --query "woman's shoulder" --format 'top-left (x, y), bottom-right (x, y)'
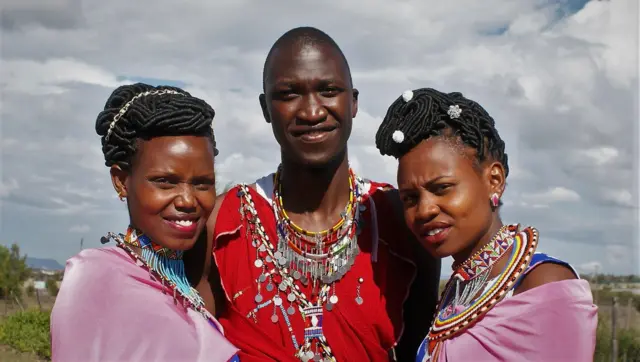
top-left (56, 246), bottom-right (133, 298)
top-left (514, 251), bottom-right (580, 294)
top-left (64, 245), bottom-right (131, 275)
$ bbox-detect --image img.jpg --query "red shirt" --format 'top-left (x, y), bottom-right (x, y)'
top-left (213, 177), bottom-right (416, 361)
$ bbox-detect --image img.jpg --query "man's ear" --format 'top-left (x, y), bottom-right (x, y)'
top-left (351, 88), bottom-right (359, 118)
top-left (259, 94), bottom-right (270, 124)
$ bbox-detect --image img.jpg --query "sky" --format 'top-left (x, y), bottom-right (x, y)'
top-left (1, 0), bottom-right (638, 276)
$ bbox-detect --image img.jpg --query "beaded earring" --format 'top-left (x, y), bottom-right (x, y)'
top-left (490, 193), bottom-right (500, 208)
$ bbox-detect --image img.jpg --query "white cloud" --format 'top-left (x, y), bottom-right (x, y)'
top-left (69, 224), bottom-right (90, 233)
top-left (0, 179), bottom-right (19, 197)
top-left (522, 186), bottom-right (581, 204)
top-left (0, 0), bottom-right (637, 274)
top-left (576, 261), bottom-right (602, 275)
top-left (601, 189), bottom-right (634, 208)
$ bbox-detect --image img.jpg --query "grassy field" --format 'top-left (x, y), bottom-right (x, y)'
top-left (1, 295), bottom-right (55, 362)
top-left (0, 344), bottom-right (45, 362)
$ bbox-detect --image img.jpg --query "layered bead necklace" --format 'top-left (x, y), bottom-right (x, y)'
top-left (101, 227), bottom-right (218, 327)
top-left (273, 165), bottom-right (363, 287)
top-left (419, 224), bottom-right (538, 362)
top-left (238, 166), bottom-right (367, 362)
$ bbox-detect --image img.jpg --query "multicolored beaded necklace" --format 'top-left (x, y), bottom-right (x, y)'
top-left (422, 224), bottom-right (538, 361)
top-left (101, 227), bottom-right (217, 327)
top-left (237, 167), bottom-right (368, 362)
top-left (273, 165), bottom-right (363, 286)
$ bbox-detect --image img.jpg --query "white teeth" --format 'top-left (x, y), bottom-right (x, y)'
top-left (427, 228), bottom-right (444, 236)
top-left (173, 220), bottom-right (194, 227)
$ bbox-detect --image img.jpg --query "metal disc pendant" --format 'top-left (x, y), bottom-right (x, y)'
top-left (255, 294), bottom-right (263, 303)
top-left (259, 244), bottom-right (266, 252)
top-left (287, 293), bottom-right (296, 302)
top-left (274, 251), bottom-right (282, 259)
top-left (329, 295), bottom-right (339, 304)
top-left (254, 259), bottom-right (263, 268)
top-left (355, 296), bottom-right (363, 305)
top-left (266, 255), bottom-right (273, 263)
top-left (278, 257), bottom-right (287, 266)
top-left (274, 296), bottom-right (283, 306)
top-left (258, 274), bottom-right (267, 283)
top-left (287, 306), bottom-right (295, 315)
top-left (293, 270), bottom-right (302, 280)
top-left (266, 283), bottom-right (274, 292)
top-left (279, 282), bottom-right (287, 292)
top-left (251, 240), bottom-right (257, 247)
top-left (271, 314), bottom-right (279, 323)
top-left (325, 302), bottom-right (333, 311)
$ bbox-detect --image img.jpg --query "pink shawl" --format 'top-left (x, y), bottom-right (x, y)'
top-left (435, 279), bottom-right (597, 362)
top-left (51, 246), bottom-right (238, 362)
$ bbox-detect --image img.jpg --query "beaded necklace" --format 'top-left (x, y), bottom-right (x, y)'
top-left (238, 168), bottom-right (368, 362)
top-left (420, 224), bottom-right (538, 361)
top-left (101, 227), bottom-right (218, 328)
top-left (272, 165), bottom-right (363, 286)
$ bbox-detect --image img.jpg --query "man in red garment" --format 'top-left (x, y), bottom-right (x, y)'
top-left (206, 27), bottom-right (441, 362)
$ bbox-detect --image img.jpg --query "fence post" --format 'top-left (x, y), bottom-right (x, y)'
top-left (626, 297), bottom-right (632, 330)
top-left (612, 296), bottom-right (618, 362)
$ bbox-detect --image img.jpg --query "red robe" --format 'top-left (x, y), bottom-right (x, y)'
top-left (213, 176), bottom-right (416, 361)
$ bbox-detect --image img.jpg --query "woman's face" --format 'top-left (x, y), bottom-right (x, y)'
top-left (397, 137), bottom-right (504, 261)
top-left (112, 135), bottom-right (216, 250)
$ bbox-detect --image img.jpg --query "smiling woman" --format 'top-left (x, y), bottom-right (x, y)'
top-left (50, 83), bottom-right (239, 362)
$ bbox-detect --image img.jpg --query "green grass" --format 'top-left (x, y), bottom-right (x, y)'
top-left (0, 310), bottom-right (51, 360)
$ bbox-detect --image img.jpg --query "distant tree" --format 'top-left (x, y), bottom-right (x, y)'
top-left (25, 284), bottom-right (35, 297)
top-left (0, 244), bottom-right (31, 300)
top-left (45, 279), bottom-right (59, 297)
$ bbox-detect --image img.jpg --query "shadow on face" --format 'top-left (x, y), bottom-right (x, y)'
top-left (112, 135), bottom-right (217, 250)
top-left (260, 42), bottom-right (358, 167)
top-left (397, 137), bottom-right (503, 260)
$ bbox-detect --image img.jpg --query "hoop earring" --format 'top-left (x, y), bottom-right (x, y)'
top-left (490, 193), bottom-right (500, 208)
top-left (118, 192), bottom-right (126, 202)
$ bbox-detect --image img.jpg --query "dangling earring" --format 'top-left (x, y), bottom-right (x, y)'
top-left (118, 192), bottom-right (126, 202)
top-left (490, 193), bottom-right (500, 209)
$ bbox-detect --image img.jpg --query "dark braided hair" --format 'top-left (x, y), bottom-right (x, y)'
top-left (375, 88), bottom-right (509, 177)
top-left (95, 83), bottom-right (218, 170)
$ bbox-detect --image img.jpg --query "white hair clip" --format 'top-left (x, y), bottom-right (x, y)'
top-left (105, 89), bottom-right (185, 141)
top-left (447, 105), bottom-right (462, 119)
top-left (392, 130), bottom-right (405, 144)
top-left (402, 90), bottom-right (413, 102)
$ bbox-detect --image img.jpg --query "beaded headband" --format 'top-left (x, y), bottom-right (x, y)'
top-left (103, 89), bottom-right (217, 155)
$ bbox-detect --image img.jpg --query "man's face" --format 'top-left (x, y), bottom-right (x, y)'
top-left (260, 42), bottom-right (358, 167)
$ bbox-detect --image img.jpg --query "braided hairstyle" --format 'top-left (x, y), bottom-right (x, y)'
top-left (95, 83), bottom-right (218, 170)
top-left (375, 88), bottom-right (509, 177)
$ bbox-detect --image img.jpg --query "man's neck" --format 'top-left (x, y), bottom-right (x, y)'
top-left (278, 152), bottom-right (351, 231)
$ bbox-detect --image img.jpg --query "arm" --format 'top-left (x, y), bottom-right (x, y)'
top-left (395, 236), bottom-right (441, 362)
top-left (184, 194), bottom-right (225, 315)
top-left (384, 188), bottom-right (441, 362)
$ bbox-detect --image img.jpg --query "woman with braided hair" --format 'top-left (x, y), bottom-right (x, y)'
top-left (376, 88), bottom-right (597, 361)
top-left (51, 83), bottom-right (239, 362)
